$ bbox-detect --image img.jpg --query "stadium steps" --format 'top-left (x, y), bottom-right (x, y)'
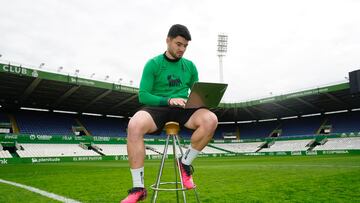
top-left (207, 144), bottom-right (234, 153)
top-left (306, 137), bottom-right (327, 151)
top-left (1, 142), bottom-right (20, 158)
top-left (89, 144), bottom-right (106, 156)
top-left (79, 142), bottom-right (106, 156)
top-left (8, 114), bottom-right (19, 133)
top-left (255, 140), bottom-right (275, 152)
top-left (316, 118), bottom-right (329, 135)
top-left (269, 123), bottom-right (282, 137)
top-left (145, 145), bottom-right (163, 155)
top-left (75, 119), bottom-right (91, 136)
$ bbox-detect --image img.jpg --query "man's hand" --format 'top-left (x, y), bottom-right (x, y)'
top-left (168, 98), bottom-right (187, 108)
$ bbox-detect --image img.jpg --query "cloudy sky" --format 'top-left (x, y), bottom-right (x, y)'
top-left (1, 0), bottom-right (359, 102)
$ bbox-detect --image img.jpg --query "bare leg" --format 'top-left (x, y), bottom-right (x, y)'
top-left (184, 108), bottom-right (218, 151)
top-left (127, 111), bottom-right (157, 169)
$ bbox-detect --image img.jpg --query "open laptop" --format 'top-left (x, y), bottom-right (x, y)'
top-left (185, 82), bottom-right (228, 109)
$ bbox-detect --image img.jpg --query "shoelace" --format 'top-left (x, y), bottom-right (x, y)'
top-left (182, 163), bottom-right (195, 176)
top-left (127, 187), bottom-right (144, 194)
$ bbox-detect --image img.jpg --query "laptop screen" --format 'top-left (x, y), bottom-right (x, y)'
top-left (185, 82), bottom-right (228, 109)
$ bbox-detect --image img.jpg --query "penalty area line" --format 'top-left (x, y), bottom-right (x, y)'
top-left (0, 178), bottom-right (81, 203)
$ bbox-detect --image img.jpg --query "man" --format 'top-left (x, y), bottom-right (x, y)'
top-left (121, 24), bottom-right (218, 203)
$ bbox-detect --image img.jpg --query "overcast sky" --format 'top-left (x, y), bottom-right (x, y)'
top-left (1, 0), bottom-right (359, 102)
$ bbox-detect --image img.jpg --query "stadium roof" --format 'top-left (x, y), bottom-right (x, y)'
top-left (1, 62), bottom-right (360, 122)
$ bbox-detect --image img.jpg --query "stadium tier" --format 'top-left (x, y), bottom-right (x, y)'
top-left (17, 143), bottom-right (100, 158)
top-left (211, 142), bottom-right (263, 153)
top-left (216, 111), bottom-right (360, 139)
top-left (0, 112), bottom-right (9, 122)
top-left (259, 139), bottom-right (312, 152)
top-left (313, 137), bottom-right (360, 151)
top-left (237, 121), bottom-right (279, 139)
top-left (93, 144), bottom-right (128, 156)
top-left (280, 116), bottom-right (322, 137)
top-left (80, 115), bottom-right (128, 137)
top-left (0, 109), bottom-right (359, 139)
top-left (327, 111), bottom-right (360, 133)
top-left (15, 110), bottom-right (76, 136)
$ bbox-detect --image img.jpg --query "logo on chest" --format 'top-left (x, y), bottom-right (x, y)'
top-left (167, 74), bottom-right (182, 87)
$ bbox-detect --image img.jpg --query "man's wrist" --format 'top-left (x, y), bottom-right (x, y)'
top-left (167, 98), bottom-right (172, 106)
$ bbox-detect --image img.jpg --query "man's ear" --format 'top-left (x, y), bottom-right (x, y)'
top-left (166, 37), bottom-right (171, 44)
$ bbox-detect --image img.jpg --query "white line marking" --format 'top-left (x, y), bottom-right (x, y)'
top-left (0, 178), bottom-right (81, 203)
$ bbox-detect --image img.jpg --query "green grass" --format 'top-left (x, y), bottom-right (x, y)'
top-left (0, 155), bottom-right (360, 202)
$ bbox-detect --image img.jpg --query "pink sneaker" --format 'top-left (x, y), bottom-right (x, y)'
top-left (120, 187), bottom-right (147, 203)
top-left (178, 158), bottom-right (195, 189)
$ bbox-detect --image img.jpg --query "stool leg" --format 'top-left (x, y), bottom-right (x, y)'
top-left (151, 135), bottom-right (171, 203)
top-left (172, 135), bottom-right (186, 203)
top-left (175, 136), bottom-right (201, 203)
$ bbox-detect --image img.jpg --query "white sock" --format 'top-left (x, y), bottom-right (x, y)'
top-left (181, 145), bottom-right (200, 165)
top-left (130, 167), bottom-right (144, 188)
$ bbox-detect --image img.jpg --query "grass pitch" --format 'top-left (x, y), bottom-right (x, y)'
top-left (0, 155), bottom-right (359, 202)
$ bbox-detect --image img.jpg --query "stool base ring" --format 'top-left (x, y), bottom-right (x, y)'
top-left (150, 182), bottom-right (196, 191)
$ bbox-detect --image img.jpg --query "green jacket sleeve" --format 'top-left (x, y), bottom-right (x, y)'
top-left (138, 60), bottom-right (169, 106)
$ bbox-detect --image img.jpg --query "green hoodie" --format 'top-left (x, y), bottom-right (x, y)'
top-left (139, 54), bottom-right (199, 106)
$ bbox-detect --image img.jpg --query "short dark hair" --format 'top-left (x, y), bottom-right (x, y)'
top-left (167, 24), bottom-right (191, 41)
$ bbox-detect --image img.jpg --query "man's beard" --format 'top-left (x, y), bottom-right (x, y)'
top-left (168, 49), bottom-right (182, 59)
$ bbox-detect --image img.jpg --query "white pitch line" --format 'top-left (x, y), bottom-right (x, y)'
top-left (0, 178), bottom-right (81, 203)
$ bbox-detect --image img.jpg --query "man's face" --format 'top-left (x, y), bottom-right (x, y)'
top-left (166, 36), bottom-right (189, 59)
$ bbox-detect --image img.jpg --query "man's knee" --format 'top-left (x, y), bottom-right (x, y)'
top-left (127, 118), bottom-right (140, 134)
top-left (200, 111), bottom-right (218, 131)
top-left (127, 111), bottom-right (156, 138)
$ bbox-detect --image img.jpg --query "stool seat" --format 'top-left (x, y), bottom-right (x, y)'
top-left (150, 121), bottom-right (200, 203)
top-left (164, 122), bottom-right (180, 136)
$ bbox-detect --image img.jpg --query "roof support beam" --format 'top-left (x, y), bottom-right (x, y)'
top-left (109, 94), bottom-right (138, 111)
top-left (243, 107), bottom-right (257, 120)
top-left (325, 93), bottom-right (350, 108)
top-left (219, 108), bottom-right (230, 118)
top-left (294, 97), bottom-right (319, 110)
top-left (250, 106), bottom-right (274, 118)
top-left (81, 89), bottom-right (112, 111)
top-left (271, 102), bottom-right (298, 115)
top-left (52, 86), bottom-right (80, 107)
top-left (21, 78), bottom-right (42, 101)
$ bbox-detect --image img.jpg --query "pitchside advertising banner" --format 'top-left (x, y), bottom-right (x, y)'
top-left (1, 150), bottom-right (360, 165)
top-left (0, 63), bottom-right (138, 93)
top-left (0, 134), bottom-right (192, 145)
top-left (0, 134), bottom-right (127, 144)
top-left (1, 133), bottom-right (360, 164)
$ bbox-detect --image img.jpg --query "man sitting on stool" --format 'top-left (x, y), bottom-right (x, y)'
top-left (121, 24), bottom-right (218, 203)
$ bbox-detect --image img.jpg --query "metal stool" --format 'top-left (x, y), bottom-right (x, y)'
top-left (150, 122), bottom-right (200, 203)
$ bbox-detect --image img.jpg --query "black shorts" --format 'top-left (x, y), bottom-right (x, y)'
top-left (140, 106), bottom-right (205, 135)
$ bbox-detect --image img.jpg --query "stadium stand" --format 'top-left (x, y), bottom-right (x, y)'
top-left (259, 139), bottom-right (312, 152)
top-left (238, 121), bottom-right (279, 139)
top-left (280, 116), bottom-right (322, 137)
top-left (80, 115), bottom-right (127, 137)
top-left (214, 124), bottom-right (238, 139)
top-left (313, 137), bottom-right (360, 151)
top-left (145, 144), bottom-right (188, 156)
top-left (326, 111), bottom-right (360, 133)
top-left (93, 144), bottom-right (127, 156)
top-left (0, 150), bottom-right (12, 158)
top-left (0, 112), bottom-right (9, 122)
top-left (0, 112), bottom-right (11, 134)
top-left (17, 143), bottom-right (100, 157)
top-left (0, 143), bottom-right (12, 158)
top-left (212, 142), bottom-right (263, 153)
top-left (200, 146), bottom-right (228, 154)
top-left (15, 111), bottom-right (76, 136)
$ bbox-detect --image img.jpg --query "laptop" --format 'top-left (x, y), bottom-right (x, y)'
top-left (185, 82), bottom-right (228, 109)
